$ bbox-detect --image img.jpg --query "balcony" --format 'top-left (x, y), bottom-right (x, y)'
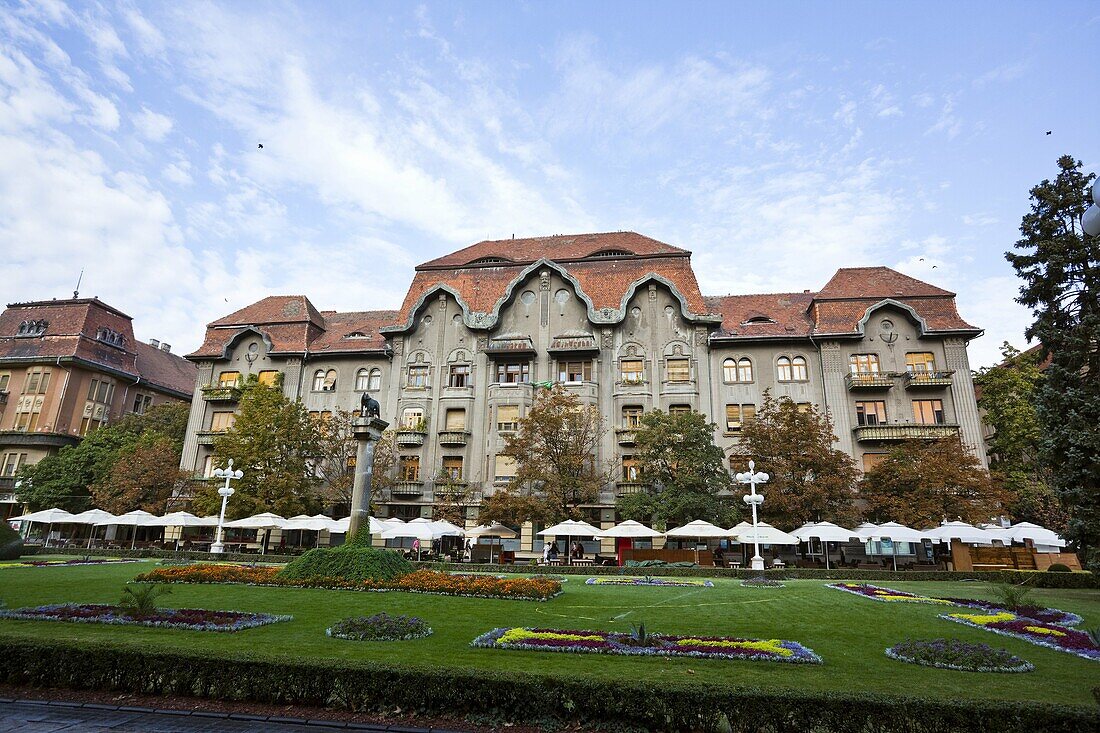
top-left (853, 423), bottom-right (961, 442)
top-left (395, 428), bottom-right (427, 446)
top-left (201, 384), bottom-right (241, 401)
top-left (0, 390), bottom-right (8, 405)
top-left (434, 486), bottom-right (482, 503)
top-left (904, 370), bottom-right (954, 389)
top-left (0, 430), bottom-right (79, 450)
top-left (615, 428), bottom-right (638, 446)
top-left (845, 373), bottom-right (893, 390)
top-left (391, 480), bottom-right (424, 497)
top-left (616, 481), bottom-right (650, 497)
top-left (195, 430), bottom-right (225, 446)
top-left (437, 430), bottom-right (469, 446)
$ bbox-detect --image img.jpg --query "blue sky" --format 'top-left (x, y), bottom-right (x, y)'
top-left (1, 0), bottom-right (1097, 367)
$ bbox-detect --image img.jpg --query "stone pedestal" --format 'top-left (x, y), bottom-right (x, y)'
top-left (348, 416), bottom-right (389, 538)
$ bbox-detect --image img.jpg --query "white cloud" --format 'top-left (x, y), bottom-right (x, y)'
top-left (926, 96), bottom-right (961, 139)
top-left (133, 106), bottom-right (172, 141)
top-left (162, 159), bottom-right (192, 185)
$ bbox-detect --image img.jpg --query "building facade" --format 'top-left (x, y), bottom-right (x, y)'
top-left (0, 297), bottom-right (197, 519)
top-left (180, 232), bottom-right (986, 539)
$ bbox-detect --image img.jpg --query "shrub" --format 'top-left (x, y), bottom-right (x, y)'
top-left (327, 612), bottom-right (432, 641)
top-left (117, 584), bottom-right (171, 618)
top-left (279, 545), bottom-right (412, 583)
top-left (991, 580), bottom-right (1034, 612)
top-left (0, 522), bottom-right (24, 560)
top-left (885, 638), bottom-right (1033, 673)
top-left (1047, 563), bottom-right (1071, 572)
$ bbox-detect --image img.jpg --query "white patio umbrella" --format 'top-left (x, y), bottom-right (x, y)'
top-left (12, 508), bottom-right (76, 547)
top-left (152, 512), bottom-right (218, 549)
top-left (923, 520), bottom-right (996, 545)
top-left (1005, 522), bottom-right (1066, 549)
top-left (791, 522), bottom-right (859, 569)
top-left (108, 510), bottom-right (162, 549)
top-left (467, 523), bottom-right (519, 563)
top-left (380, 522), bottom-right (439, 550)
top-left (595, 520), bottom-right (664, 538)
top-left (282, 514), bottom-right (335, 532)
top-left (430, 520), bottom-right (466, 536)
top-left (538, 519), bottom-right (603, 565)
top-left (223, 512), bottom-right (287, 554)
top-left (664, 519), bottom-right (731, 565)
top-left (861, 521), bottom-right (929, 571)
top-left (979, 523), bottom-right (1014, 545)
top-left (730, 521), bottom-right (800, 546)
top-left (68, 509), bottom-right (117, 548)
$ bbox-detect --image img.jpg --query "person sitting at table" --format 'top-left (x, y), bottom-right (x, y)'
top-left (542, 541), bottom-right (552, 563)
top-left (571, 541), bottom-right (584, 559)
top-left (548, 542), bottom-right (559, 561)
top-left (712, 547), bottom-right (725, 567)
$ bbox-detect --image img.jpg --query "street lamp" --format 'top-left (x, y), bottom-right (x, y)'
top-left (210, 459), bottom-right (243, 554)
top-left (736, 460), bottom-right (769, 571)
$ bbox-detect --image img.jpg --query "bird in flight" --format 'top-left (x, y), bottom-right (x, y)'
top-left (258, 143), bottom-right (264, 149)
top-left (1045, 131), bottom-right (1052, 135)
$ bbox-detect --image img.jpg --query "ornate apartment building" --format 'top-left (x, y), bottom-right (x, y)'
top-left (180, 232), bottom-right (986, 528)
top-left (0, 297), bottom-right (197, 519)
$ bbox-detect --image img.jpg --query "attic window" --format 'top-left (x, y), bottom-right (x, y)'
top-left (344, 331), bottom-right (371, 340)
top-left (742, 316), bottom-right (776, 325)
top-left (588, 249), bottom-right (633, 258)
top-left (469, 256), bottom-right (510, 265)
top-left (16, 320), bottom-right (48, 337)
top-left (96, 327), bottom-right (125, 347)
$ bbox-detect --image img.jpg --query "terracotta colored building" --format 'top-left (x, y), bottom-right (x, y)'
top-left (179, 232), bottom-right (986, 548)
top-left (0, 297), bottom-right (197, 518)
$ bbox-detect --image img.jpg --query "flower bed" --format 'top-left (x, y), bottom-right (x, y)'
top-left (0, 558), bottom-right (139, 569)
top-left (826, 583), bottom-right (1081, 625)
top-left (940, 612), bottom-right (1100, 662)
top-left (741, 576), bottom-right (784, 588)
top-left (135, 566), bottom-right (562, 601)
top-left (0, 603), bottom-right (290, 632)
top-left (885, 638), bottom-right (1033, 673)
top-left (327, 612), bottom-right (432, 641)
top-left (472, 627), bottom-right (821, 664)
top-left (585, 577), bottom-right (714, 587)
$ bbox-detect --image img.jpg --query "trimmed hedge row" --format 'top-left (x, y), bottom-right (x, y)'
top-left (42, 547), bottom-right (299, 564)
top-left (0, 637), bottom-right (1093, 733)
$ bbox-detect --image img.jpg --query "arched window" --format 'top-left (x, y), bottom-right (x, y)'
top-left (368, 368), bottom-right (382, 391)
top-left (355, 368), bottom-right (370, 391)
top-left (737, 357), bottom-right (753, 382)
top-left (791, 356), bottom-right (808, 381)
top-left (312, 369), bottom-right (326, 391)
top-left (776, 357), bottom-right (792, 382)
top-left (402, 407), bottom-right (424, 430)
top-left (322, 369), bottom-right (337, 391)
top-left (722, 358), bottom-right (737, 383)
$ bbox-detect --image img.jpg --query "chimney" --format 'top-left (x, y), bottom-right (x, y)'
top-left (160, 343), bottom-right (171, 352)
top-left (149, 339), bottom-right (160, 348)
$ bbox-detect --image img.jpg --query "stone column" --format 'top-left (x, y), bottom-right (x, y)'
top-left (348, 416), bottom-right (390, 538)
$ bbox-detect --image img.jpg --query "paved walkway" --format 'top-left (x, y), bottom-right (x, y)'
top-left (0, 699), bottom-right (466, 732)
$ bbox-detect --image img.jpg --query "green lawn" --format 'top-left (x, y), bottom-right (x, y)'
top-left (1, 560), bottom-right (1098, 708)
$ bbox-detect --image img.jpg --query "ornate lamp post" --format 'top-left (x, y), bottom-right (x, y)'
top-left (736, 460), bottom-right (769, 571)
top-left (210, 459), bottom-right (243, 554)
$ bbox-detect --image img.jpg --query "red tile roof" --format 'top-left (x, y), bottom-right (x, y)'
top-left (705, 293), bottom-right (816, 339)
top-left (0, 298), bottom-right (196, 396)
top-left (209, 295), bottom-right (324, 327)
top-left (312, 311), bottom-right (399, 353)
top-left (816, 267), bottom-right (954, 299)
top-left (418, 231), bottom-right (689, 269)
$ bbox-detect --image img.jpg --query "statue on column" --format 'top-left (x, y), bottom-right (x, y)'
top-left (360, 391), bottom-right (381, 418)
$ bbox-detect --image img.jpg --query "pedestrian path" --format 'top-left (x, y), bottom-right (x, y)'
top-left (0, 699), bottom-right (468, 732)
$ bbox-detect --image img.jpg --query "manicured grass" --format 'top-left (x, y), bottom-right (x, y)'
top-left (1, 559), bottom-right (1097, 707)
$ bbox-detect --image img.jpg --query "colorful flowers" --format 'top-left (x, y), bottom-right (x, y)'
top-left (472, 626), bottom-right (822, 664)
top-left (885, 638), bottom-right (1034, 673)
top-left (585, 577), bottom-right (714, 587)
top-left (327, 613), bottom-right (432, 641)
top-left (826, 583), bottom-right (1081, 625)
top-left (940, 612), bottom-right (1100, 662)
top-left (136, 565), bottom-right (562, 601)
top-left (741, 576), bottom-right (784, 588)
top-left (0, 603), bottom-right (290, 632)
top-left (0, 559), bottom-right (139, 569)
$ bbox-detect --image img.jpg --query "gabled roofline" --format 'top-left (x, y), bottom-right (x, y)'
top-left (811, 298), bottom-right (983, 339)
top-left (416, 249), bottom-right (690, 272)
top-left (382, 258), bottom-right (719, 334)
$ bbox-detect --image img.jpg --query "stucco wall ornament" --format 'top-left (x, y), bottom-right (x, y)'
top-left (879, 318), bottom-right (898, 344)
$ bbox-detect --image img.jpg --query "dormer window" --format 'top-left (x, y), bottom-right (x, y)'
top-left (742, 316), bottom-right (776, 325)
top-left (16, 320), bottom-right (48, 337)
top-left (344, 331), bottom-right (371, 340)
top-left (95, 327), bottom-right (125, 347)
top-left (468, 256), bottom-right (510, 266)
top-left (588, 249), bottom-right (633, 258)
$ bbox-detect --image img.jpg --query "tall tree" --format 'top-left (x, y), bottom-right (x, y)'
top-left (859, 438), bottom-right (1010, 527)
top-left (111, 403), bottom-right (190, 453)
top-left (14, 426), bottom-right (135, 512)
top-left (431, 469), bottom-right (474, 526)
top-left (616, 409), bottom-right (739, 529)
top-left (489, 385), bottom-right (609, 524)
top-left (1005, 155), bottom-right (1100, 568)
top-left (90, 434), bottom-right (189, 514)
top-left (738, 392), bottom-right (859, 527)
top-left (975, 342), bottom-right (1066, 530)
top-left (192, 376), bottom-right (322, 519)
top-left (312, 409), bottom-right (357, 509)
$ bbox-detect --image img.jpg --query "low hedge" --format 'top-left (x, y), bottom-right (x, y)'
top-left (280, 545), bottom-right (412, 583)
top-left (0, 637), bottom-right (1093, 732)
top-left (43, 547), bottom-right (298, 564)
top-left (0, 522), bottom-right (24, 560)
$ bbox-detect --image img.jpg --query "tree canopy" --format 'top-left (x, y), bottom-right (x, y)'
top-left (1005, 155), bottom-right (1099, 568)
top-left (192, 376), bottom-right (322, 519)
top-left (616, 409), bottom-right (738, 529)
top-left (859, 438), bottom-right (1009, 526)
top-left (737, 393), bottom-right (859, 527)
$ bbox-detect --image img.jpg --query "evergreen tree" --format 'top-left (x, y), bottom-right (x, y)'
top-left (1005, 155), bottom-right (1100, 568)
top-left (616, 409), bottom-right (739, 529)
top-left (192, 376), bottom-right (323, 519)
top-left (738, 392), bottom-right (859, 527)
